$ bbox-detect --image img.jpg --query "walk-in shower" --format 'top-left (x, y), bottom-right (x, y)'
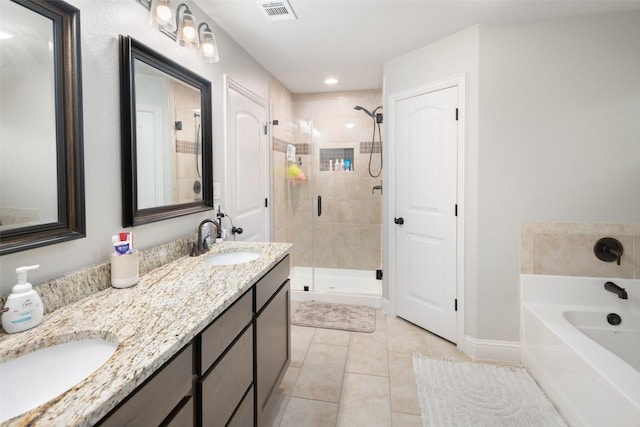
top-left (272, 92), bottom-right (383, 306)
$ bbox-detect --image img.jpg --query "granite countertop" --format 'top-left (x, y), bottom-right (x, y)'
top-left (0, 241), bottom-right (292, 426)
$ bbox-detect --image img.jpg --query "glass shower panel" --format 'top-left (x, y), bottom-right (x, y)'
top-left (272, 92), bottom-right (383, 297)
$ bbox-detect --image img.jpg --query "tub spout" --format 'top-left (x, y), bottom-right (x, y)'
top-left (604, 281), bottom-right (628, 299)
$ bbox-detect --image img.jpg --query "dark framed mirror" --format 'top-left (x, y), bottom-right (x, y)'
top-left (120, 36), bottom-right (213, 227)
top-left (0, 0), bottom-right (85, 255)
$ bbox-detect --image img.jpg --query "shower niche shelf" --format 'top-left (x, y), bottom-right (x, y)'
top-left (320, 148), bottom-right (354, 172)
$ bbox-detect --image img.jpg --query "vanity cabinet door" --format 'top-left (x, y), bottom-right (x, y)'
top-left (98, 343), bottom-right (193, 427)
top-left (199, 325), bottom-right (253, 427)
top-left (255, 280), bottom-right (290, 426)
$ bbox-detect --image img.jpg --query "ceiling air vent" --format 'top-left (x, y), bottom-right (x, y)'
top-left (256, 0), bottom-right (298, 22)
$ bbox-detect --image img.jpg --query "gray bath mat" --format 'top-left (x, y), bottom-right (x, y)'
top-left (413, 355), bottom-right (566, 426)
top-left (291, 301), bottom-right (375, 333)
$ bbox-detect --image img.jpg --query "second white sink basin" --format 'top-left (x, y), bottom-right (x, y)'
top-left (204, 251), bottom-right (261, 266)
top-left (0, 337), bottom-right (118, 422)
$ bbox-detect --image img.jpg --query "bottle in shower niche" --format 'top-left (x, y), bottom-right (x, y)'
top-left (329, 159), bottom-right (333, 172)
top-left (340, 159), bottom-right (345, 171)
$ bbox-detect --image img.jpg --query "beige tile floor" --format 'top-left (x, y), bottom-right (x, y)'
top-left (262, 301), bottom-right (473, 427)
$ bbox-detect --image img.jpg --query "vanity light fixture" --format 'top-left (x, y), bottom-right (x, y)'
top-left (149, 0), bottom-right (176, 31)
top-left (198, 22), bottom-right (219, 63)
top-left (324, 77), bottom-right (338, 85)
top-left (144, 0), bottom-right (220, 61)
top-left (175, 3), bottom-right (198, 47)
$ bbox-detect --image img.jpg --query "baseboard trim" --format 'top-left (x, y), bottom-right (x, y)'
top-left (464, 335), bottom-right (521, 363)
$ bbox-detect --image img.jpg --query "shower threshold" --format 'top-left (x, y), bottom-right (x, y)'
top-left (289, 266), bottom-right (382, 308)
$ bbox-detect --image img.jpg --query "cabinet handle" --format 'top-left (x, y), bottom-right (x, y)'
top-left (394, 217), bottom-right (404, 225)
top-left (317, 196), bottom-right (322, 216)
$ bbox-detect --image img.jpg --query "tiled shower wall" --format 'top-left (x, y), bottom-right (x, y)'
top-left (172, 80), bottom-right (202, 204)
top-left (521, 223), bottom-right (640, 278)
top-left (270, 79), bottom-right (383, 270)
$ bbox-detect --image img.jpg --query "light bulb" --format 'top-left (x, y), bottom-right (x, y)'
top-left (183, 25), bottom-right (196, 40)
top-left (202, 42), bottom-right (214, 56)
top-left (156, 4), bottom-right (172, 22)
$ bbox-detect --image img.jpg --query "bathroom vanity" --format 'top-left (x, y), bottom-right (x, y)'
top-left (0, 242), bottom-right (291, 426)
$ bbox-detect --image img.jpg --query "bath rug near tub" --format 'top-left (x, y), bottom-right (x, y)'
top-left (291, 301), bottom-right (375, 332)
top-left (412, 355), bottom-right (567, 426)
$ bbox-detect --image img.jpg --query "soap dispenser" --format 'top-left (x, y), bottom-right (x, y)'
top-left (1, 265), bottom-right (44, 334)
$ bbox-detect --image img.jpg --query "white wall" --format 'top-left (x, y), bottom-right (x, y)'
top-left (477, 10), bottom-right (640, 341)
top-left (383, 26), bottom-right (481, 336)
top-left (0, 0), bottom-right (270, 292)
top-left (384, 10), bottom-right (640, 344)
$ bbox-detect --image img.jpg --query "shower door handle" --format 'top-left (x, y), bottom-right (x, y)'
top-left (318, 196), bottom-right (322, 217)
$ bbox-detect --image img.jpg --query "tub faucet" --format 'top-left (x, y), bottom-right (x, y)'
top-left (191, 218), bottom-right (221, 257)
top-left (604, 281), bottom-right (628, 299)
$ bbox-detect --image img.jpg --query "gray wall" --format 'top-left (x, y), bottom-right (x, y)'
top-left (0, 0), bottom-right (270, 292)
top-left (384, 10), bottom-right (640, 343)
top-left (476, 10), bottom-right (640, 341)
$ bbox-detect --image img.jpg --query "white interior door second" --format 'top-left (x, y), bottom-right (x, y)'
top-left (226, 79), bottom-right (269, 241)
top-left (394, 85), bottom-right (458, 342)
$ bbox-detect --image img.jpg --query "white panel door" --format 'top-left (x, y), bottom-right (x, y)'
top-left (227, 83), bottom-right (268, 241)
top-left (136, 106), bottom-right (163, 209)
top-left (395, 86), bottom-right (458, 342)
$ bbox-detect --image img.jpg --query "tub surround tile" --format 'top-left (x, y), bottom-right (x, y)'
top-left (0, 241), bottom-right (292, 426)
top-left (522, 222), bottom-right (639, 279)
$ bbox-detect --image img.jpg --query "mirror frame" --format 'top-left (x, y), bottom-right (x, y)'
top-left (119, 36), bottom-right (213, 227)
top-left (0, 0), bottom-right (86, 256)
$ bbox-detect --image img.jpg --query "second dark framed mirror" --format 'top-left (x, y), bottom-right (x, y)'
top-left (120, 35), bottom-right (213, 227)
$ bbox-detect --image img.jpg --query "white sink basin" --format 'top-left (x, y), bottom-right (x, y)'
top-left (0, 337), bottom-right (118, 422)
top-left (204, 251), bottom-right (261, 266)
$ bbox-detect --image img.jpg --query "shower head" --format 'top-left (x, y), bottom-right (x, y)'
top-left (354, 105), bottom-right (383, 119)
top-left (354, 105), bottom-right (374, 118)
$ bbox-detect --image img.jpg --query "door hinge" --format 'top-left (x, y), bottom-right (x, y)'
top-left (265, 198), bottom-right (268, 208)
top-left (455, 299), bottom-right (458, 311)
top-left (263, 124), bottom-right (268, 135)
top-left (455, 204), bottom-right (458, 217)
top-left (455, 108), bottom-right (459, 121)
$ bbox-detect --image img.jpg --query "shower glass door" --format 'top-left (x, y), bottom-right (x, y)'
top-left (272, 91), bottom-right (383, 301)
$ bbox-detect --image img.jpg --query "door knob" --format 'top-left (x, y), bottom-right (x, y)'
top-left (394, 217), bottom-right (404, 225)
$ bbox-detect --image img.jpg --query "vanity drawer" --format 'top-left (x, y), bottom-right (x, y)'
top-left (227, 386), bottom-right (254, 427)
top-left (199, 325), bottom-right (253, 427)
top-left (199, 288), bottom-right (252, 373)
top-left (99, 343), bottom-right (193, 427)
top-left (255, 255), bottom-right (290, 313)
top-left (162, 396), bottom-right (193, 427)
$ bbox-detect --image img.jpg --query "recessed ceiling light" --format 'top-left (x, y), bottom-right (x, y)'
top-left (324, 77), bottom-right (338, 85)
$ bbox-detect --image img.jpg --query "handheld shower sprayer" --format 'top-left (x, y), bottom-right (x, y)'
top-left (354, 105), bottom-right (374, 118)
top-left (354, 105), bottom-right (384, 178)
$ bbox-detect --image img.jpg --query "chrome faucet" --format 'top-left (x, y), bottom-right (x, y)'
top-left (191, 218), bottom-right (221, 257)
top-left (604, 281), bottom-right (628, 299)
